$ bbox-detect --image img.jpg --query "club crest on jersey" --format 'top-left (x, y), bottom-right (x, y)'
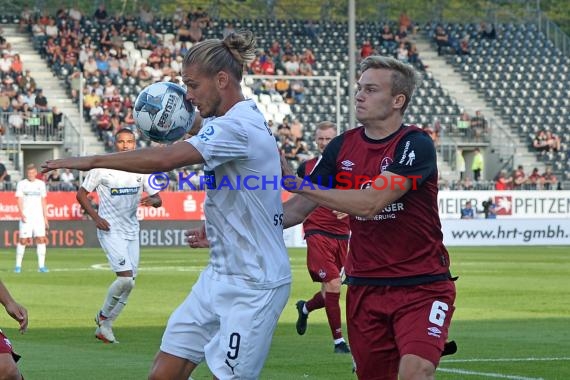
top-left (318, 269), bottom-right (326, 279)
top-left (380, 157), bottom-right (393, 173)
top-left (110, 187), bottom-right (139, 196)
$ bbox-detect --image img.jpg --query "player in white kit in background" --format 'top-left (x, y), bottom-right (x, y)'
top-left (42, 30), bottom-right (291, 380)
top-left (14, 164), bottom-right (49, 273)
top-left (76, 128), bottom-right (162, 344)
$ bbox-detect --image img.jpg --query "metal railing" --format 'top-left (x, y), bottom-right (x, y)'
top-left (537, 11), bottom-right (570, 57)
top-left (0, 111), bottom-right (63, 142)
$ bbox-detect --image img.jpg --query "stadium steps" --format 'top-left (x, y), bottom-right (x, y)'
top-left (2, 25), bottom-right (105, 156)
top-left (413, 35), bottom-right (544, 175)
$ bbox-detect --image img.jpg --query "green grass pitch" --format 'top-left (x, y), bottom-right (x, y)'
top-left (0, 246), bottom-right (569, 379)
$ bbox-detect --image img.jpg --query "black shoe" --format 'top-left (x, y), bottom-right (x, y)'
top-left (334, 341), bottom-right (351, 354)
top-left (295, 300), bottom-right (308, 335)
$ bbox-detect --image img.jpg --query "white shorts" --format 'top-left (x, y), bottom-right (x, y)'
top-left (97, 231), bottom-right (140, 275)
top-left (19, 219), bottom-right (46, 239)
top-left (160, 266), bottom-right (290, 380)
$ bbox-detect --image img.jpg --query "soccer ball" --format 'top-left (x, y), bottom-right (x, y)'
top-left (133, 81), bottom-right (196, 143)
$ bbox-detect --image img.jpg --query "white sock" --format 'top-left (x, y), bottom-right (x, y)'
top-left (109, 278), bottom-right (135, 322)
top-left (16, 244), bottom-right (25, 267)
top-left (37, 244), bottom-right (46, 268)
top-left (101, 277), bottom-right (134, 320)
top-left (334, 338), bottom-right (346, 345)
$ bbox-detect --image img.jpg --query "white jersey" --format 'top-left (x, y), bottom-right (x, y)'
top-left (188, 99), bottom-right (291, 290)
top-left (81, 169), bottom-right (158, 238)
top-left (15, 178), bottom-right (47, 220)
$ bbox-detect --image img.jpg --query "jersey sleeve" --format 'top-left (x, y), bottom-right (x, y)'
top-left (40, 181), bottom-right (47, 197)
top-left (385, 131), bottom-right (436, 185)
top-left (296, 160), bottom-right (307, 178)
top-left (308, 135), bottom-right (343, 187)
top-left (81, 169), bottom-right (101, 192)
top-left (142, 174), bottom-right (160, 196)
top-left (187, 119), bottom-right (249, 169)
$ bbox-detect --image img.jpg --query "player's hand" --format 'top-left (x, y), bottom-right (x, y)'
top-left (333, 210), bottom-right (349, 219)
top-left (4, 301), bottom-right (28, 334)
top-left (185, 225), bottom-right (209, 248)
top-left (20, 215), bottom-right (26, 223)
top-left (140, 196), bottom-right (160, 207)
top-left (41, 156), bottom-right (93, 173)
top-left (280, 154), bottom-right (301, 193)
top-left (44, 218), bottom-right (50, 229)
top-left (95, 217), bottom-right (110, 231)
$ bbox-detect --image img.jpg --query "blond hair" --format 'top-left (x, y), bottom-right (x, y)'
top-left (183, 30), bottom-right (256, 82)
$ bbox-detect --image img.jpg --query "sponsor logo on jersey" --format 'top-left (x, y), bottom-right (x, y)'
top-left (110, 187), bottom-right (139, 196)
top-left (399, 140), bottom-right (411, 164)
top-left (341, 159), bottom-right (355, 171)
top-left (427, 326), bottom-right (442, 338)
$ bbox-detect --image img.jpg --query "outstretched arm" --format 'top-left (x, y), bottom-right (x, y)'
top-left (42, 142), bottom-right (205, 174)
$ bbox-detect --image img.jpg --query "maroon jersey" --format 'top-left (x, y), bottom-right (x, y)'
top-left (310, 125), bottom-right (450, 279)
top-left (298, 157), bottom-right (350, 239)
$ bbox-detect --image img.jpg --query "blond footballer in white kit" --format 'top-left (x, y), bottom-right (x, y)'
top-left (43, 31), bottom-right (291, 380)
top-left (15, 164), bottom-right (49, 273)
top-left (77, 129), bottom-right (162, 344)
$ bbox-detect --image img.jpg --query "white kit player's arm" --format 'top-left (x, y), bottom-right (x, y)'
top-left (16, 195), bottom-right (25, 223)
top-left (42, 141), bottom-right (205, 174)
top-left (76, 187), bottom-right (110, 231)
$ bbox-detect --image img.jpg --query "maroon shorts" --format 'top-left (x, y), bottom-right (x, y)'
top-left (0, 329), bottom-right (21, 363)
top-left (305, 234), bottom-right (348, 282)
top-left (347, 280), bottom-right (456, 380)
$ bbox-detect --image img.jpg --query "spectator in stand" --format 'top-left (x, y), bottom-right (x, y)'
top-left (542, 167), bottom-right (557, 190)
top-left (290, 118), bottom-right (304, 141)
top-left (434, 25), bottom-right (451, 55)
top-left (527, 168), bottom-right (543, 190)
top-left (545, 130), bottom-right (561, 152)
top-left (0, 161), bottom-right (11, 190)
top-left (512, 165), bottom-right (526, 190)
top-left (396, 42), bottom-right (409, 63)
top-left (289, 80), bottom-right (305, 104)
top-left (94, 3), bottom-right (110, 24)
top-left (380, 24), bottom-right (397, 51)
top-left (281, 137), bottom-right (297, 165)
top-left (46, 169), bottom-right (61, 191)
top-left (460, 201), bottom-right (474, 219)
top-left (399, 11), bottom-right (412, 33)
top-left (360, 40), bottom-right (373, 59)
top-left (299, 57), bottom-right (313, 76)
top-left (533, 130), bottom-right (549, 151)
top-left (34, 89), bottom-right (48, 112)
top-left (10, 54), bottom-right (23, 76)
top-left (479, 22), bottom-right (496, 40)
top-left (470, 110), bottom-right (487, 140)
top-left (472, 148), bottom-right (484, 181)
top-left (494, 170), bottom-right (512, 190)
top-left (407, 44), bottom-right (426, 71)
top-left (60, 168), bottom-right (76, 191)
top-left (459, 36), bottom-right (471, 55)
top-left (302, 48), bottom-right (316, 66)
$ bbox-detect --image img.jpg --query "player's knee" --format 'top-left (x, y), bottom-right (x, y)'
top-left (398, 354), bottom-right (435, 380)
top-left (35, 237), bottom-right (48, 244)
top-left (324, 278), bottom-right (342, 293)
top-left (117, 276), bottom-right (135, 292)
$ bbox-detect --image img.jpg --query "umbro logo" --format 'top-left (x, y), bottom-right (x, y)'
top-left (427, 326), bottom-right (442, 338)
top-left (341, 160), bottom-right (355, 171)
